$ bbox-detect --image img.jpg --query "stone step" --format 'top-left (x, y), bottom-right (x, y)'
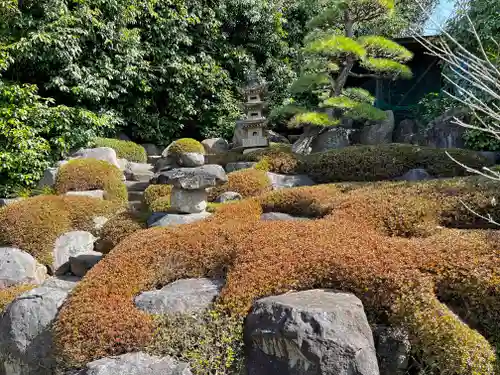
top-left (148, 155), bottom-right (161, 165)
top-left (125, 181), bottom-right (150, 192)
top-left (128, 200), bottom-right (145, 212)
top-left (126, 172), bottom-right (154, 183)
top-left (128, 190), bottom-right (144, 202)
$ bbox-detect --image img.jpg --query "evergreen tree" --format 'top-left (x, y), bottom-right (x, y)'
top-left (284, 0), bottom-right (414, 128)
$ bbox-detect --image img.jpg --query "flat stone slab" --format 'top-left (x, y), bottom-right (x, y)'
top-left (153, 165), bottom-right (227, 190)
top-left (135, 278), bottom-right (223, 315)
top-left (266, 172), bottom-right (315, 189)
top-left (148, 212), bottom-right (212, 228)
top-left (215, 191), bottom-right (242, 203)
top-left (260, 212), bottom-right (310, 221)
top-left (72, 352), bottom-right (192, 375)
top-left (65, 190), bottom-right (104, 199)
top-left (225, 162), bottom-right (256, 173)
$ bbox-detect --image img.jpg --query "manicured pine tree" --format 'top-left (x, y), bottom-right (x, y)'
top-left (286, 0), bottom-right (414, 127)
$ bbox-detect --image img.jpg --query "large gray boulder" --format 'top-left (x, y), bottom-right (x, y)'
top-left (419, 107), bottom-right (469, 148)
top-left (397, 168), bottom-right (432, 182)
top-left (266, 130), bottom-right (290, 144)
top-left (170, 188), bottom-right (207, 214)
top-left (266, 172), bottom-right (315, 190)
top-left (202, 138), bottom-right (229, 154)
top-left (245, 289), bottom-right (379, 375)
top-left (374, 326), bottom-right (411, 375)
top-left (37, 167), bottom-right (58, 189)
top-left (135, 278), bottom-right (223, 315)
top-left (292, 126), bottom-right (350, 155)
top-left (358, 111), bottom-right (395, 145)
top-left (0, 280), bottom-right (77, 375)
top-left (71, 147), bottom-right (121, 169)
top-left (124, 162), bottom-right (154, 182)
top-left (0, 248), bottom-right (47, 289)
top-left (53, 231), bottom-right (96, 275)
top-left (225, 162), bottom-right (257, 173)
top-left (177, 153), bottom-right (205, 168)
top-left (393, 119), bottom-right (418, 144)
top-left (72, 352), bottom-right (192, 375)
top-left (153, 165), bottom-right (227, 190)
top-left (148, 212), bottom-right (212, 228)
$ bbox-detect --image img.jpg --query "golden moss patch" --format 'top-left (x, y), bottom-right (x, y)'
top-left (53, 179), bottom-right (500, 373)
top-left (93, 138), bottom-right (147, 163)
top-left (0, 284), bottom-right (37, 313)
top-left (0, 195), bottom-right (120, 265)
top-left (144, 185), bottom-right (172, 212)
top-left (55, 159), bottom-right (127, 203)
top-left (96, 212), bottom-right (145, 254)
top-left (209, 169), bottom-right (271, 201)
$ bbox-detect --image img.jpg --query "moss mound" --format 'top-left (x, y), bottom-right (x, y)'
top-left (54, 177), bottom-right (500, 373)
top-left (96, 212), bottom-right (145, 254)
top-left (55, 159), bottom-right (127, 203)
top-left (144, 185), bottom-right (172, 212)
top-left (0, 284), bottom-right (37, 313)
top-left (0, 195), bottom-right (120, 265)
top-left (169, 138), bottom-right (205, 155)
top-left (209, 169), bottom-right (271, 201)
top-left (93, 138), bottom-right (147, 163)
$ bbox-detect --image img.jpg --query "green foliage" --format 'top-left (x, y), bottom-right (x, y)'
top-left (147, 310), bottom-right (244, 375)
top-left (0, 82), bottom-right (117, 197)
top-left (463, 130), bottom-right (500, 152)
top-left (280, 0), bottom-right (412, 128)
top-left (93, 138), bottom-right (147, 163)
top-left (413, 92), bottom-right (456, 125)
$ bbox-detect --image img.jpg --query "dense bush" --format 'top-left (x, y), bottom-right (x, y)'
top-left (144, 185), bottom-right (173, 213)
top-left (96, 212), bottom-right (145, 254)
top-left (55, 159), bottom-right (127, 203)
top-left (0, 83), bottom-right (117, 197)
top-left (53, 178), bottom-right (500, 373)
top-left (0, 284), bottom-right (36, 313)
top-left (208, 169), bottom-right (271, 201)
top-left (0, 195), bottom-right (119, 266)
top-left (147, 310), bottom-right (244, 375)
top-left (301, 144), bottom-right (491, 183)
top-left (93, 138), bottom-right (147, 163)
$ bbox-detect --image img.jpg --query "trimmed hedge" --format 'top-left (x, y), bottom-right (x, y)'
top-left (208, 169), bottom-right (271, 201)
top-left (55, 159), bottom-right (127, 203)
top-left (0, 195), bottom-right (120, 266)
top-left (0, 284), bottom-right (36, 313)
top-left (93, 138), bottom-right (147, 163)
top-left (53, 178), bottom-right (500, 373)
top-left (168, 138), bottom-right (205, 155)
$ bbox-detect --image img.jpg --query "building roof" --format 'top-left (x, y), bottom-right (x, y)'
top-left (236, 119), bottom-right (268, 129)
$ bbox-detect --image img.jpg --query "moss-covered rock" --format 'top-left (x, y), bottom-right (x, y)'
top-left (144, 185), bottom-right (172, 213)
top-left (93, 138), bottom-right (147, 163)
top-left (55, 159), bottom-right (127, 203)
top-left (168, 138), bottom-right (205, 155)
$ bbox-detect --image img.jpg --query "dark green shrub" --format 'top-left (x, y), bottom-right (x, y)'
top-left (93, 138), bottom-right (147, 163)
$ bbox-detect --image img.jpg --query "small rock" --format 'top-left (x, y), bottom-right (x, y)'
top-left (70, 251), bottom-right (103, 277)
top-left (65, 190), bottom-right (105, 199)
top-left (56, 160), bottom-right (69, 168)
top-left (92, 216), bottom-right (109, 234)
top-left (53, 231), bottom-right (97, 275)
top-left (202, 138), bottom-right (229, 154)
top-left (73, 352), bottom-right (192, 375)
top-left (225, 162), bottom-right (257, 173)
top-left (0, 198), bottom-right (24, 207)
top-left (245, 289), bottom-right (379, 375)
top-left (117, 158), bottom-right (129, 171)
top-left (0, 248), bottom-right (47, 289)
top-left (0, 283), bottom-right (77, 375)
top-left (125, 162), bottom-right (154, 181)
top-left (117, 133), bottom-right (131, 141)
top-left (374, 325), bottom-right (411, 375)
top-left (170, 188), bottom-right (207, 214)
top-left (153, 165), bottom-right (227, 190)
top-left (37, 167), bottom-right (58, 189)
top-left (72, 147), bottom-right (121, 169)
top-left (149, 212), bottom-right (212, 228)
top-left (178, 153), bottom-right (205, 167)
top-left (142, 144), bottom-right (161, 157)
top-left (215, 191), bottom-right (242, 203)
top-left (398, 168), bottom-right (432, 181)
top-left (266, 172), bottom-right (315, 189)
top-left (41, 276), bottom-right (80, 290)
top-left (135, 278), bottom-right (223, 315)
top-left (260, 212), bottom-right (310, 221)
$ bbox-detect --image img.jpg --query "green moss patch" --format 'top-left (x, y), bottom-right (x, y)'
top-left (169, 138), bottom-right (205, 155)
top-left (93, 138), bottom-right (147, 163)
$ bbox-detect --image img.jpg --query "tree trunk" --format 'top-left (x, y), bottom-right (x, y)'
top-left (334, 10), bottom-right (355, 96)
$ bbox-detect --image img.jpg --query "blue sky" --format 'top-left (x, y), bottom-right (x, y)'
top-left (424, 0), bottom-right (456, 35)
